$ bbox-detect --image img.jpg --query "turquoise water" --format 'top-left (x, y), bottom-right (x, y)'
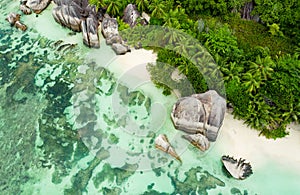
top-left (1, 1), bottom-right (300, 194)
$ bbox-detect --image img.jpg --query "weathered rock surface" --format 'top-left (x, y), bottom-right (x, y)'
top-left (123, 4), bottom-right (140, 27)
top-left (102, 17), bottom-right (130, 54)
top-left (171, 90), bottom-right (226, 142)
top-left (52, 0), bottom-right (101, 48)
top-left (221, 155), bottom-right (253, 180)
top-left (26, 0), bottom-right (51, 14)
top-left (6, 13), bottom-right (27, 31)
top-left (101, 18), bottom-right (119, 38)
top-left (20, 3), bottom-right (32, 15)
top-left (182, 133), bottom-right (210, 151)
top-left (112, 43), bottom-right (130, 55)
top-left (155, 134), bottom-right (181, 162)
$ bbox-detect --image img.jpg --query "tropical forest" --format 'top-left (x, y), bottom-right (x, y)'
top-left (90, 0), bottom-right (300, 139)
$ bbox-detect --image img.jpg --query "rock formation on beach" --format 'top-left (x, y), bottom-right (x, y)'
top-left (101, 17), bottom-right (130, 54)
top-left (123, 4), bottom-right (149, 27)
top-left (169, 90), bottom-right (226, 152)
top-left (23, 0), bottom-right (51, 14)
top-left (221, 155), bottom-right (253, 180)
top-left (155, 134), bottom-right (181, 162)
top-left (6, 13), bottom-right (27, 31)
top-left (171, 90), bottom-right (226, 143)
top-left (52, 0), bottom-right (101, 48)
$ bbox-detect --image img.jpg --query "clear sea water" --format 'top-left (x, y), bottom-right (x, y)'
top-left (1, 1), bottom-right (300, 194)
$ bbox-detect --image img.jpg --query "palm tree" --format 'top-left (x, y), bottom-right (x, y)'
top-left (221, 61), bottom-right (244, 82)
top-left (249, 55), bottom-right (274, 81)
top-left (106, 1), bottom-right (122, 17)
top-left (149, 0), bottom-right (166, 18)
top-left (242, 72), bottom-right (261, 95)
top-left (134, 0), bottom-right (149, 13)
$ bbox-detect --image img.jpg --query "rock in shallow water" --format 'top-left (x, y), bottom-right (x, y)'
top-left (6, 13), bottom-right (27, 31)
top-left (182, 133), bottom-right (210, 151)
top-left (155, 134), bottom-right (181, 162)
top-left (221, 155), bottom-right (253, 180)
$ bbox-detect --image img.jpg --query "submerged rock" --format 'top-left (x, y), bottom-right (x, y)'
top-left (182, 133), bottom-right (210, 151)
top-left (26, 0), bottom-right (51, 14)
top-left (155, 134), bottom-right (181, 162)
top-left (221, 155), bottom-right (253, 180)
top-left (171, 90), bottom-right (226, 142)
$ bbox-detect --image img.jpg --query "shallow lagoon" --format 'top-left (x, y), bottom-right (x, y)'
top-left (1, 1), bottom-right (300, 194)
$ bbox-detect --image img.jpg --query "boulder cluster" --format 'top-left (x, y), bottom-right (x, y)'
top-left (171, 90), bottom-right (226, 151)
top-left (6, 1), bottom-right (150, 54)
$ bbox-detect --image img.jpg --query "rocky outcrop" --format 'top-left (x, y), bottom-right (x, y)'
top-left (101, 17), bottom-right (130, 54)
top-left (6, 13), bottom-right (27, 31)
top-left (52, 0), bottom-right (101, 48)
top-left (221, 155), bottom-right (253, 180)
top-left (112, 43), bottom-right (130, 55)
top-left (182, 134), bottom-right (210, 152)
top-left (20, 1), bottom-right (32, 15)
top-left (155, 134), bottom-right (181, 162)
top-left (123, 4), bottom-right (140, 27)
top-left (25, 0), bottom-right (51, 14)
top-left (171, 90), bottom-right (226, 142)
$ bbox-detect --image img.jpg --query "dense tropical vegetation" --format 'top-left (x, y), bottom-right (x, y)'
top-left (89, 0), bottom-right (300, 139)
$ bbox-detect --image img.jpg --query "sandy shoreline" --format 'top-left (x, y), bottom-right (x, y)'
top-left (216, 113), bottom-right (300, 171)
top-left (113, 49), bottom-right (300, 173)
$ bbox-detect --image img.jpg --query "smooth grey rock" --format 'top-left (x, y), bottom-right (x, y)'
top-left (106, 34), bottom-right (122, 45)
top-left (221, 155), bottom-right (253, 180)
top-left (26, 0), bottom-right (51, 14)
top-left (171, 90), bottom-right (226, 142)
top-left (112, 43), bottom-right (130, 55)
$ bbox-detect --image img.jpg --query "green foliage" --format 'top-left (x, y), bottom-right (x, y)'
top-left (253, 0), bottom-right (300, 43)
top-left (202, 25), bottom-right (242, 63)
top-left (267, 23), bottom-right (284, 37)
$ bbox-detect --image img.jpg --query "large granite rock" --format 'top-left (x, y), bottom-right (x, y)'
top-left (221, 155), bottom-right (253, 180)
top-left (101, 18), bottom-right (119, 38)
top-left (123, 4), bottom-right (140, 27)
top-left (171, 90), bottom-right (226, 142)
top-left (26, 0), bottom-right (51, 14)
top-left (102, 17), bottom-right (130, 54)
top-left (52, 0), bottom-right (100, 48)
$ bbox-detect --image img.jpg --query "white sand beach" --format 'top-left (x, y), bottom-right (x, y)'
top-left (113, 49), bottom-right (300, 172)
top-left (216, 113), bottom-right (300, 171)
